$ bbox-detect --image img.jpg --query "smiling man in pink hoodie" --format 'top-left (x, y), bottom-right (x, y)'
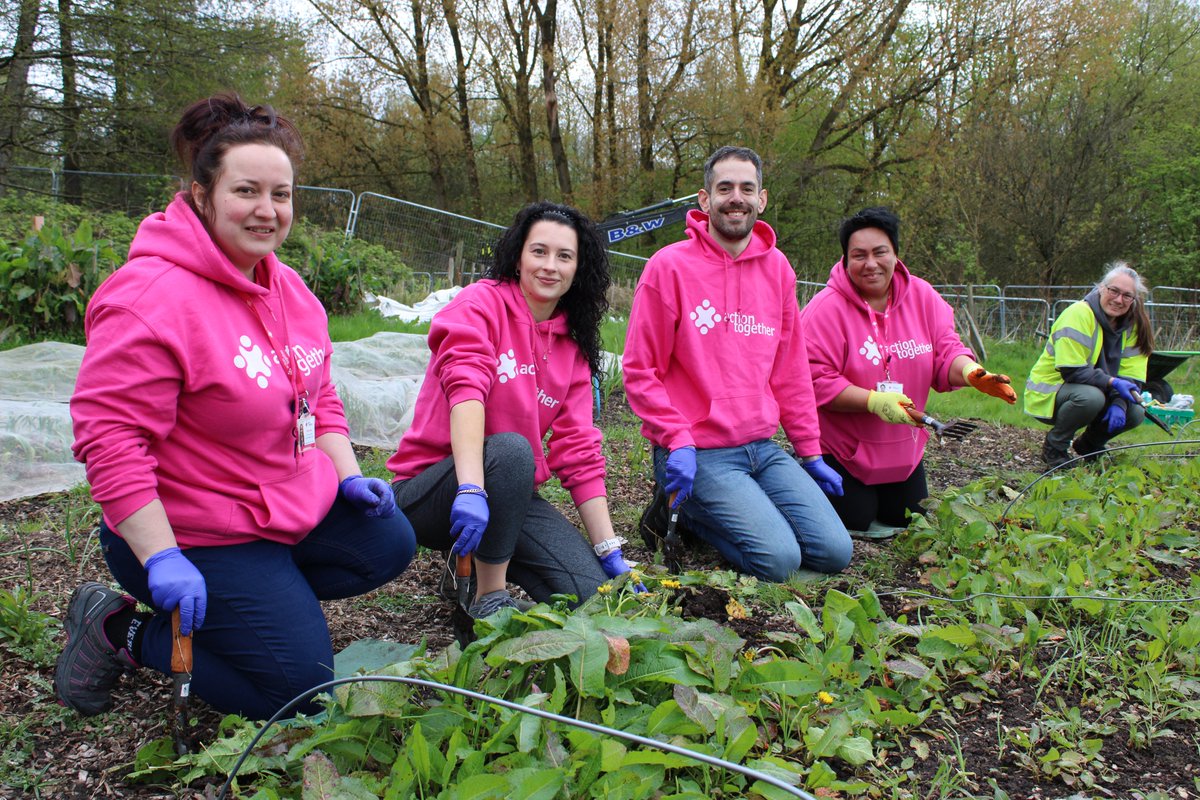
top-left (622, 146), bottom-right (852, 582)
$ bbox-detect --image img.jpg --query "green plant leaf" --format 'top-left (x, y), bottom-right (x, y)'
top-left (836, 736), bottom-right (874, 766)
top-left (301, 751), bottom-right (340, 799)
top-left (737, 659), bottom-right (822, 696)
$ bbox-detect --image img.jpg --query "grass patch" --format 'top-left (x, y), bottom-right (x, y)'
top-left (328, 311), bottom-right (431, 342)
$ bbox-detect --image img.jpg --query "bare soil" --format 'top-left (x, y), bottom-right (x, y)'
top-left (3, 396), bottom-right (1196, 799)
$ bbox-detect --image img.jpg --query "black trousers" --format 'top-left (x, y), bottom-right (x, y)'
top-left (823, 453), bottom-right (928, 531)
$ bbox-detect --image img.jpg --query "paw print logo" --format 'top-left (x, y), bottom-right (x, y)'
top-left (233, 335), bottom-right (272, 389)
top-left (497, 349), bottom-right (518, 383)
top-left (690, 299), bottom-right (721, 334)
top-left (859, 336), bottom-right (882, 366)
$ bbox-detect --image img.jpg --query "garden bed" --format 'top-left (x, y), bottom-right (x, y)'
top-left (2, 393), bottom-right (1197, 799)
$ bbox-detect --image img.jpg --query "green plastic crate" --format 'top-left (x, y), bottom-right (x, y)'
top-left (1144, 405), bottom-right (1194, 429)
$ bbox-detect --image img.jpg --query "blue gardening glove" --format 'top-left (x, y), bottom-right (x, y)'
top-left (800, 456), bottom-right (844, 497)
top-left (339, 476), bottom-right (397, 518)
top-left (1102, 404), bottom-right (1126, 435)
top-left (1110, 377), bottom-right (1140, 405)
top-left (144, 547), bottom-right (207, 635)
top-left (450, 484), bottom-right (489, 556)
top-left (598, 548), bottom-right (647, 592)
top-left (664, 447), bottom-right (697, 508)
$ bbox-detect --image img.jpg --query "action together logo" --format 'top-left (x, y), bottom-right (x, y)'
top-left (233, 335), bottom-right (326, 390)
top-left (689, 300), bottom-right (776, 337)
top-left (496, 349), bottom-right (561, 408)
top-left (858, 335), bottom-right (933, 366)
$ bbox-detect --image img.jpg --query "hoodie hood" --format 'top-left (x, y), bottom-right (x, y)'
top-left (684, 209), bottom-right (777, 263)
top-left (126, 193), bottom-right (278, 295)
top-left (826, 256), bottom-right (913, 315)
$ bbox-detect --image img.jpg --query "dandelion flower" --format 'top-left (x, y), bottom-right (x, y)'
top-left (817, 691), bottom-right (835, 705)
top-left (661, 579), bottom-right (681, 589)
top-left (597, 583), bottom-right (613, 595)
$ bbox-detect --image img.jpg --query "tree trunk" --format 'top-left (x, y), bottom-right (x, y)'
top-left (410, 0), bottom-right (448, 207)
top-left (536, 0), bottom-right (572, 201)
top-left (59, 0), bottom-right (83, 204)
top-left (442, 0), bottom-right (483, 214)
top-left (635, 0), bottom-right (653, 201)
top-left (0, 0), bottom-right (40, 197)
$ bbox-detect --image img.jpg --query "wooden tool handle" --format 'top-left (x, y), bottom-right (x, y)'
top-left (171, 608), bottom-right (193, 674)
top-left (455, 554), bottom-right (472, 579)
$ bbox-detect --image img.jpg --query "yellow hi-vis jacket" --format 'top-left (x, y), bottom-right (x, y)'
top-left (1024, 300), bottom-right (1147, 419)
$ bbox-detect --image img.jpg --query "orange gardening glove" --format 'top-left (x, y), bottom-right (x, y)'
top-left (963, 361), bottom-right (1016, 404)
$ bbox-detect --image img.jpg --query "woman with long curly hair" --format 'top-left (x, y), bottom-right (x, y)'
top-left (388, 201), bottom-right (629, 618)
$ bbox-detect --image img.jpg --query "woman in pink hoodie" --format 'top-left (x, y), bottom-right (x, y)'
top-left (389, 202), bottom-right (629, 620)
top-left (57, 94), bottom-right (415, 721)
top-left (800, 207), bottom-right (1015, 532)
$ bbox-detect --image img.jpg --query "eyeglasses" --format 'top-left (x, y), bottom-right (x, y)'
top-left (1103, 285), bottom-right (1136, 303)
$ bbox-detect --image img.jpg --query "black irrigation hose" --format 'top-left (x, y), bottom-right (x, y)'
top-left (858, 438), bottom-right (1200, 610)
top-left (213, 438), bottom-right (1200, 799)
top-left (870, 588), bottom-right (1200, 606)
top-left (998, 437), bottom-right (1200, 525)
top-left (215, 675), bottom-right (818, 800)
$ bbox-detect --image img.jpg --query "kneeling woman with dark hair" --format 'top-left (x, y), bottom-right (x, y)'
top-left (389, 202), bottom-right (632, 619)
top-left (58, 93), bottom-right (416, 721)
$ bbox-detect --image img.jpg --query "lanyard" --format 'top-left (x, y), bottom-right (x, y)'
top-left (864, 297), bottom-right (894, 381)
top-left (241, 292), bottom-right (313, 435)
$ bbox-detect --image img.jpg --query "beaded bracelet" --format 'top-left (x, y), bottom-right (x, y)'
top-left (456, 484), bottom-right (488, 499)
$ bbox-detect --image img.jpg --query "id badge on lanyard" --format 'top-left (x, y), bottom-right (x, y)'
top-left (869, 304), bottom-right (901, 394)
top-left (296, 394), bottom-right (316, 453)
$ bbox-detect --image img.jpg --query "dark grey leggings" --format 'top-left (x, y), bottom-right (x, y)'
top-left (1040, 383), bottom-right (1146, 451)
top-left (392, 432), bottom-right (607, 604)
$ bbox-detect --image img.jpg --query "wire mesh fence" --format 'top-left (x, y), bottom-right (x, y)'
top-left (4, 165), bottom-right (1198, 345)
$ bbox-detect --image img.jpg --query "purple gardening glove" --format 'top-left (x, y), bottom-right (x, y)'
top-left (1102, 404), bottom-right (1126, 435)
top-left (598, 548), bottom-right (647, 592)
top-left (664, 446), bottom-right (697, 508)
top-left (1110, 377), bottom-right (1141, 405)
top-left (450, 484), bottom-right (489, 556)
top-left (339, 476), bottom-right (397, 518)
top-left (144, 547), bottom-right (207, 635)
top-left (799, 456), bottom-right (844, 497)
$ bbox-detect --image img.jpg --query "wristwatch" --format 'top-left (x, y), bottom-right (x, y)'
top-left (593, 536), bottom-right (624, 557)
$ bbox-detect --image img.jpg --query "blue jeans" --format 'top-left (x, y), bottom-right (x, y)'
top-left (655, 440), bottom-right (852, 582)
top-left (101, 496), bottom-right (416, 719)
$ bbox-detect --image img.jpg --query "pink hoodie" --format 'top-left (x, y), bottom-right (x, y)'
top-left (622, 210), bottom-right (821, 455)
top-left (71, 194), bottom-right (345, 547)
top-left (799, 259), bottom-right (972, 484)
top-left (387, 280), bottom-right (606, 506)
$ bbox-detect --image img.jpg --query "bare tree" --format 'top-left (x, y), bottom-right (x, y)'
top-left (534, 0), bottom-right (572, 201)
top-left (481, 0), bottom-right (541, 201)
top-left (0, 0), bottom-right (41, 195)
top-left (307, 0), bottom-right (451, 206)
top-left (441, 0), bottom-right (483, 213)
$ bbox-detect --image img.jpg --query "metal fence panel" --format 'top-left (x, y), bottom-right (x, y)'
top-left (58, 170), bottom-right (179, 217)
top-left (4, 166), bottom-right (56, 197)
top-left (350, 192), bottom-right (504, 286)
top-left (295, 186), bottom-right (355, 234)
top-left (1151, 286), bottom-right (1200, 306)
top-left (1146, 302), bottom-right (1200, 350)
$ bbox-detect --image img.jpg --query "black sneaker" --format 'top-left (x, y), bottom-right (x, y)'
top-left (1072, 435), bottom-right (1107, 462)
top-left (638, 484), bottom-right (670, 551)
top-left (54, 582), bottom-right (138, 716)
top-left (1041, 438), bottom-right (1072, 469)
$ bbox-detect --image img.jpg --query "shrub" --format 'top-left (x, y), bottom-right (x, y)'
top-left (278, 219), bottom-right (412, 314)
top-left (0, 196), bottom-right (137, 256)
top-left (0, 221), bottom-right (120, 344)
